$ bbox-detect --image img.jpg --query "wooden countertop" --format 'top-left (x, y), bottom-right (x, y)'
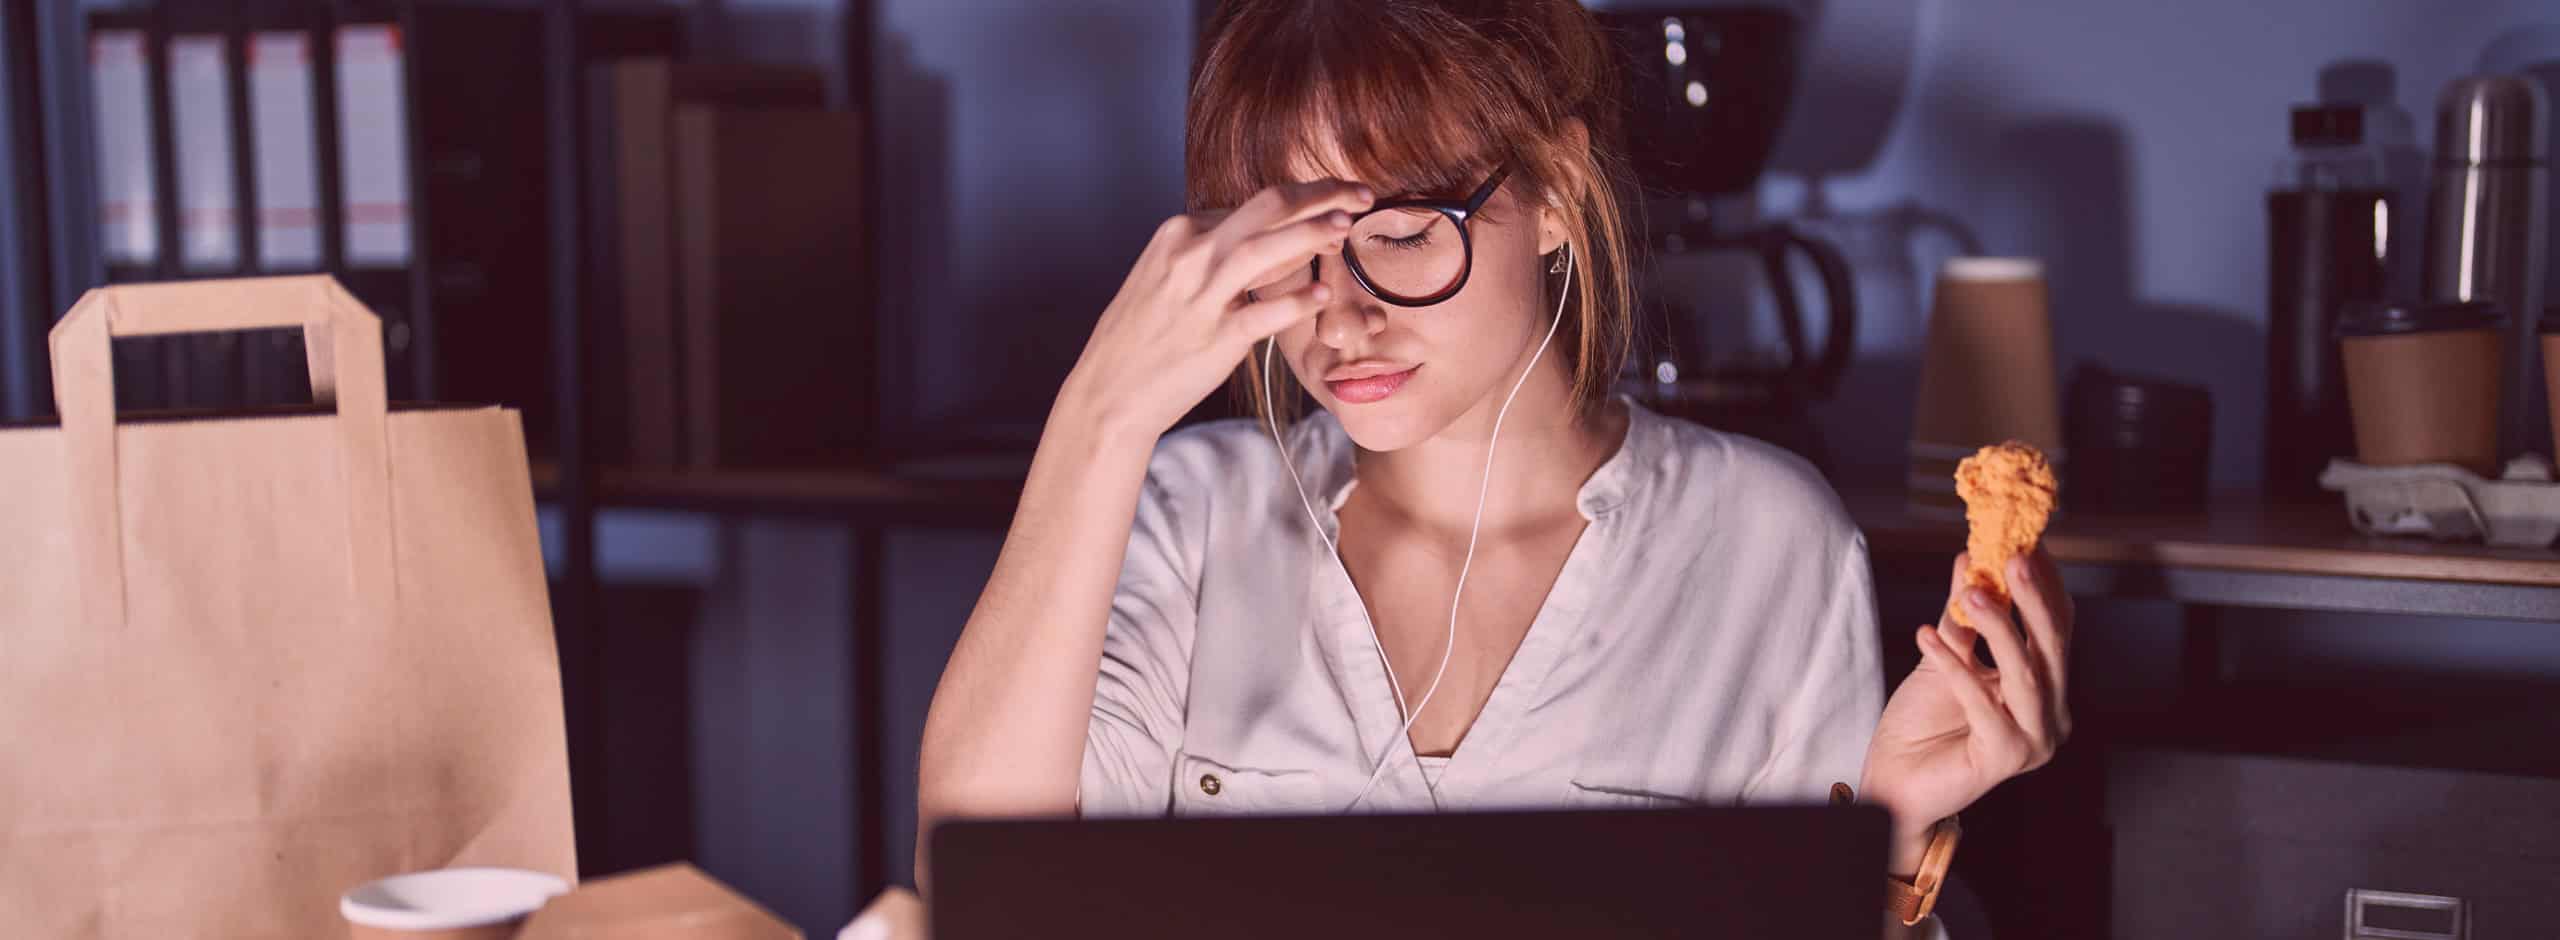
top-left (1846, 487), bottom-right (2560, 588)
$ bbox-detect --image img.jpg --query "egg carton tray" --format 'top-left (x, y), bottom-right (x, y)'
top-left (2319, 457), bottom-right (2560, 549)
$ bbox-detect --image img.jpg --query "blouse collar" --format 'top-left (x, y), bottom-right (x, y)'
top-left (1289, 394), bottom-right (1662, 526)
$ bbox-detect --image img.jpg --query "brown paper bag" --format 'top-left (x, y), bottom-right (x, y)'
top-left (0, 276), bottom-right (576, 936)
top-left (517, 864), bottom-right (798, 939)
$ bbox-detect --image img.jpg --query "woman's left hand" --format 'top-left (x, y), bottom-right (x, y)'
top-left (1859, 548), bottom-right (2074, 874)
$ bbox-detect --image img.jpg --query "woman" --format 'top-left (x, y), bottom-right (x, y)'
top-left (914, 0), bottom-right (2071, 932)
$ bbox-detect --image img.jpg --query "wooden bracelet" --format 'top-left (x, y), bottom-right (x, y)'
top-left (1885, 815), bottom-right (1962, 926)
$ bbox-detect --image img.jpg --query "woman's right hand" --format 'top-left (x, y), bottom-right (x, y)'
top-left (1059, 179), bottom-right (1376, 441)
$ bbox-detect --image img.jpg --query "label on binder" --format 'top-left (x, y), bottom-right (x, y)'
top-left (250, 32), bottom-right (322, 270)
top-left (171, 35), bottom-right (241, 271)
top-left (333, 25), bottom-right (411, 267)
top-left (90, 30), bottom-right (157, 266)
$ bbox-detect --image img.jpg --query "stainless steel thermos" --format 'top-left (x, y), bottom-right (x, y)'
top-left (2423, 75), bottom-right (2550, 459)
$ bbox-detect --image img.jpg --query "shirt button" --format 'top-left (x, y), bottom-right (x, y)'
top-left (1199, 773), bottom-right (1223, 796)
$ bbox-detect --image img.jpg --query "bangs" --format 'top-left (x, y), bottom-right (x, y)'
top-left (1187, 1), bottom-right (1541, 209)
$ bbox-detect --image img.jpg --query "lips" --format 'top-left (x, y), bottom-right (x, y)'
top-left (1325, 364), bottom-right (1418, 404)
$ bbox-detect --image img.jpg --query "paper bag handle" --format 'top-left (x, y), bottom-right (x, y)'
top-left (48, 275), bottom-right (397, 631)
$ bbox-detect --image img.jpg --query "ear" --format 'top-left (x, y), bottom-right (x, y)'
top-left (1537, 116), bottom-right (1590, 257)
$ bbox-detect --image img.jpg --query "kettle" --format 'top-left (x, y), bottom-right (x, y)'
top-left (1596, 5), bottom-right (1859, 459)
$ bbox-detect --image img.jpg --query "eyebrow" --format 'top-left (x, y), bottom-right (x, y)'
top-left (1267, 150), bottom-right (1496, 204)
top-left (1380, 166), bottom-right (1505, 205)
top-left (1368, 176), bottom-right (1481, 204)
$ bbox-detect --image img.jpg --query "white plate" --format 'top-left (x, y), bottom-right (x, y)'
top-left (340, 867), bottom-right (569, 930)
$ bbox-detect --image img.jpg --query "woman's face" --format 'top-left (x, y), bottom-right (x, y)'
top-left (1269, 141), bottom-right (1567, 452)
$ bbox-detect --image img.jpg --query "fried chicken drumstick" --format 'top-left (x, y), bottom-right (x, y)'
top-left (1952, 441), bottom-right (2058, 628)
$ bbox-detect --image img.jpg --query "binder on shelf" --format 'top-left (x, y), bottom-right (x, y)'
top-left (248, 30), bottom-right (321, 272)
top-left (330, 22), bottom-right (410, 269)
top-left (88, 28), bottom-right (157, 270)
top-left (589, 60), bottom-right (825, 467)
top-left (168, 33), bottom-right (240, 272)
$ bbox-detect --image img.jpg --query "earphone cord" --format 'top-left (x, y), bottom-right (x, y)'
top-left (1263, 338), bottom-right (1415, 720)
top-left (1260, 247), bottom-right (1574, 813)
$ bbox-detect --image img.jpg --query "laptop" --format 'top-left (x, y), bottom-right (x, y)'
top-left (930, 805), bottom-right (1888, 939)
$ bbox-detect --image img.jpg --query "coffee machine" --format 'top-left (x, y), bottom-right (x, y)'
top-left (1596, 6), bottom-right (1856, 466)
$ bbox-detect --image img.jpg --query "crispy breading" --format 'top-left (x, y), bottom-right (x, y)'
top-left (1952, 441), bottom-right (2057, 628)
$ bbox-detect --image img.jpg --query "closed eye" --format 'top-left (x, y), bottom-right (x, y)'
top-left (1368, 230), bottom-right (1435, 250)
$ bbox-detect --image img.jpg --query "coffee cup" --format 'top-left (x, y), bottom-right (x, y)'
top-left (2335, 300), bottom-right (2506, 475)
top-left (341, 867), bottom-right (569, 940)
top-left (1909, 257), bottom-right (2064, 511)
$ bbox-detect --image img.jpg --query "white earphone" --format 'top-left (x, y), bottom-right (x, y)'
top-left (1259, 241), bottom-right (1574, 812)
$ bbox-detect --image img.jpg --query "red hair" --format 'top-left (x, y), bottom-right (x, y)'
top-left (1187, 0), bottom-right (1637, 421)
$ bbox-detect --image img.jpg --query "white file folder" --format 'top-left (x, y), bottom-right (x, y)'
top-left (249, 31), bottom-right (322, 270)
top-left (89, 29), bottom-right (158, 267)
top-left (332, 24), bottom-right (412, 267)
top-left (169, 34), bottom-right (241, 271)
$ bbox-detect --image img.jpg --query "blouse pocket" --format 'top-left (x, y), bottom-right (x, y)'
top-left (1567, 778), bottom-right (1706, 811)
top-left (1173, 753), bottom-right (1328, 816)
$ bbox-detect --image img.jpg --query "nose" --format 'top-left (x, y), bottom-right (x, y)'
top-left (1310, 260), bottom-right (1385, 352)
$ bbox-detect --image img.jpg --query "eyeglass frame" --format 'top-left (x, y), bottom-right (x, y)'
top-left (1296, 162), bottom-right (1514, 308)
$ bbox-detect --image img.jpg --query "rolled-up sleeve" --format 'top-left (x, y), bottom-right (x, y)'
top-left (1077, 467), bottom-right (1201, 817)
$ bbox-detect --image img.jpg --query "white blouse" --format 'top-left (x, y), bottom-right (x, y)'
top-left (1078, 398), bottom-right (1885, 819)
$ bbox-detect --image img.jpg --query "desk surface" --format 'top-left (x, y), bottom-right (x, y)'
top-left (1846, 488), bottom-right (2560, 588)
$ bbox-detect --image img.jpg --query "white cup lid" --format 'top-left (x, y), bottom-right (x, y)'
top-left (1941, 257), bottom-right (2044, 281)
top-left (341, 867), bottom-right (570, 930)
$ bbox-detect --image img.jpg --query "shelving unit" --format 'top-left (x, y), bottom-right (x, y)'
top-left (0, 0), bottom-right (908, 905)
top-left (537, 0), bottom-right (907, 904)
top-left (536, 457), bottom-right (1018, 903)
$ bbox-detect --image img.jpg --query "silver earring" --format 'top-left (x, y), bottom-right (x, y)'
top-left (1548, 247), bottom-right (1569, 274)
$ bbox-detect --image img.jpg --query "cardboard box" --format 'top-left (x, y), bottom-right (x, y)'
top-left (519, 864), bottom-right (799, 939)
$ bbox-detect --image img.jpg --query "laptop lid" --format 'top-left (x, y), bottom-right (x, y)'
top-left (930, 805), bottom-right (1887, 939)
